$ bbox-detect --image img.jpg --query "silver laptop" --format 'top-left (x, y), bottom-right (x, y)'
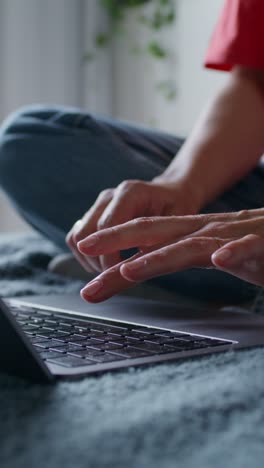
top-left (1, 293), bottom-right (264, 382)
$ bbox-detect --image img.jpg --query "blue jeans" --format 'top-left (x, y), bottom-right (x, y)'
top-left (0, 105), bottom-right (262, 302)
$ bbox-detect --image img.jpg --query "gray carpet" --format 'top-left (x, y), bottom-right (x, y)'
top-left (0, 233), bottom-right (264, 468)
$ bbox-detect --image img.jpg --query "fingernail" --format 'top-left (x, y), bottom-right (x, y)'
top-left (78, 235), bottom-right (98, 250)
top-left (212, 249), bottom-right (232, 264)
top-left (74, 219), bottom-right (83, 231)
top-left (81, 280), bottom-right (102, 296)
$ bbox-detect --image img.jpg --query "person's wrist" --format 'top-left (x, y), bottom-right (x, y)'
top-left (152, 173), bottom-right (205, 215)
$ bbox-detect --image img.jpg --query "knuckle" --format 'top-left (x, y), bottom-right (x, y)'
top-left (183, 237), bottom-right (208, 250)
top-left (118, 179), bottom-right (142, 193)
top-left (198, 220), bottom-right (226, 237)
top-left (97, 188), bottom-right (114, 203)
top-left (97, 215), bottom-right (111, 230)
top-left (236, 209), bottom-right (250, 220)
top-left (205, 221), bottom-right (221, 234)
top-left (244, 233), bottom-right (262, 243)
top-left (152, 249), bottom-right (167, 263)
top-left (197, 213), bottom-right (212, 228)
top-left (73, 230), bottom-right (85, 243)
top-left (132, 217), bottom-right (155, 229)
top-left (213, 237), bottom-right (225, 250)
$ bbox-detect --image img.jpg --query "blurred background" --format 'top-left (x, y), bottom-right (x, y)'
top-left (0, 0), bottom-right (227, 233)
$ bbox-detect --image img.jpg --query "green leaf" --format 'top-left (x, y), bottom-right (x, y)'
top-left (95, 33), bottom-right (110, 48)
top-left (156, 80), bottom-right (177, 100)
top-left (147, 41), bottom-right (167, 59)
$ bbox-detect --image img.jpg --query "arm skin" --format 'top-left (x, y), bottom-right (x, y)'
top-left (153, 67), bottom-right (264, 210)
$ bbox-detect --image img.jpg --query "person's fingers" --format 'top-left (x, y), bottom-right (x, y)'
top-left (97, 181), bottom-right (151, 228)
top-left (66, 221), bottom-right (99, 273)
top-left (66, 189), bottom-right (114, 272)
top-left (120, 237), bottom-right (228, 282)
top-left (80, 252), bottom-right (142, 303)
top-left (78, 209), bottom-right (264, 258)
top-left (212, 234), bottom-right (264, 286)
top-left (193, 214), bottom-right (264, 240)
top-left (96, 181), bottom-right (149, 270)
top-left (80, 237), bottom-right (228, 302)
top-left (74, 189), bottom-right (114, 241)
top-left (77, 215), bottom-right (205, 256)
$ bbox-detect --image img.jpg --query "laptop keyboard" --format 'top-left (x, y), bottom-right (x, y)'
top-left (9, 304), bottom-right (232, 368)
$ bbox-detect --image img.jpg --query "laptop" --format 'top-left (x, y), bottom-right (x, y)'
top-left (1, 293), bottom-right (264, 383)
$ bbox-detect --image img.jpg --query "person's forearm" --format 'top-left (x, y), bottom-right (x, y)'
top-left (154, 68), bottom-right (264, 211)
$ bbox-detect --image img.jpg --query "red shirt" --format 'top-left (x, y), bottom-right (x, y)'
top-left (205, 0), bottom-right (264, 71)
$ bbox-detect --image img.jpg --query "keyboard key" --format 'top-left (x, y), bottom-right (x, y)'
top-left (161, 339), bottom-right (193, 346)
top-left (71, 330), bottom-right (89, 336)
top-left (131, 327), bottom-right (158, 334)
top-left (34, 310), bottom-right (54, 317)
top-left (22, 324), bottom-right (40, 332)
top-left (89, 353), bottom-right (124, 363)
top-left (50, 344), bottom-right (83, 354)
top-left (34, 339), bottom-right (67, 349)
top-left (39, 351), bottom-right (63, 360)
top-left (108, 347), bottom-right (152, 359)
top-left (68, 339), bottom-right (99, 347)
top-left (44, 319), bottom-right (59, 326)
top-left (125, 332), bottom-right (150, 341)
top-left (74, 326), bottom-right (90, 333)
top-left (47, 355), bottom-right (94, 367)
top-left (143, 337), bottom-right (167, 344)
top-left (163, 343), bottom-right (205, 352)
top-left (131, 343), bottom-right (166, 354)
top-left (30, 337), bottom-right (50, 344)
top-left (174, 334), bottom-right (202, 342)
top-left (88, 335), bottom-right (108, 343)
top-left (40, 324), bottom-right (59, 331)
top-left (30, 318), bottom-right (45, 325)
top-left (68, 349), bottom-right (100, 358)
top-left (154, 331), bottom-right (188, 339)
top-left (125, 336), bottom-right (141, 342)
top-left (58, 323), bottom-right (74, 329)
top-left (72, 321), bottom-right (91, 329)
top-left (87, 342), bottom-right (124, 351)
top-left (68, 334), bottom-right (90, 342)
top-left (36, 330), bottom-right (71, 339)
top-left (57, 319), bottom-right (76, 325)
top-left (17, 312), bottom-right (32, 318)
top-left (90, 324), bottom-right (128, 333)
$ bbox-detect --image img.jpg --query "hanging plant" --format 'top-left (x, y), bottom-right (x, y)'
top-left (85, 0), bottom-right (177, 101)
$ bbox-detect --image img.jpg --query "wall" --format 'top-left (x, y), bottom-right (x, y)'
top-left (112, 0), bottom-right (228, 136)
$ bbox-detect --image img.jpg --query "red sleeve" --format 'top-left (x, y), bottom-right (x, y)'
top-left (204, 0), bottom-right (264, 71)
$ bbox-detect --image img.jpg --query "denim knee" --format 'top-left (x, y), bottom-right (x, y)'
top-left (0, 104), bottom-right (73, 194)
top-left (0, 106), bottom-right (36, 192)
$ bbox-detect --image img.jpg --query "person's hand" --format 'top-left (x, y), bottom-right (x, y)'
top-left (66, 178), bottom-right (200, 274)
top-left (77, 208), bottom-right (264, 302)
top-left (212, 233), bottom-right (264, 285)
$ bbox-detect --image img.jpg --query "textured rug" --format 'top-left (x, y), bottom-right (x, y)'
top-left (0, 233), bottom-right (264, 468)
